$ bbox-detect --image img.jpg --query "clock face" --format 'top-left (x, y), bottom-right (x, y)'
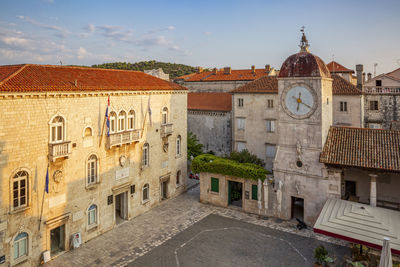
top-left (283, 86), bottom-right (316, 118)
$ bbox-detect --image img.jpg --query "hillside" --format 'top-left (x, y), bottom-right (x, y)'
top-left (92, 61), bottom-right (198, 79)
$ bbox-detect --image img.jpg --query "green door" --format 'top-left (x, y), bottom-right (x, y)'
top-left (228, 181), bottom-right (232, 205)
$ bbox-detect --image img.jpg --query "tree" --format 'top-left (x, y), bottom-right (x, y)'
top-left (187, 132), bottom-right (203, 160)
top-left (226, 149), bottom-right (265, 167)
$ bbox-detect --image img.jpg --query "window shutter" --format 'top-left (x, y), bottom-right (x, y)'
top-left (211, 177), bottom-right (219, 192)
top-left (252, 184), bottom-right (258, 200)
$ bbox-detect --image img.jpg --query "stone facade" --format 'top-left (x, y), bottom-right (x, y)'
top-left (184, 81), bottom-right (251, 92)
top-left (332, 94), bottom-right (364, 127)
top-left (143, 68), bottom-right (170, 81)
top-left (188, 110), bottom-right (231, 156)
top-left (0, 90), bottom-right (187, 266)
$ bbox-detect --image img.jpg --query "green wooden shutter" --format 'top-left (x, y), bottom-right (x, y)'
top-left (252, 184), bottom-right (258, 200)
top-left (211, 177), bottom-right (219, 192)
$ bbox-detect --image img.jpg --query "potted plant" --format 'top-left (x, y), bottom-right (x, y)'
top-left (314, 245), bottom-right (334, 267)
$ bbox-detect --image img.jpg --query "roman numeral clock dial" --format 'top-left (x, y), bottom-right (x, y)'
top-left (282, 86), bottom-right (317, 119)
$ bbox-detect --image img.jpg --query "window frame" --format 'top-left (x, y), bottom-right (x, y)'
top-left (109, 111), bottom-right (117, 134)
top-left (162, 107), bottom-right (168, 125)
top-left (236, 142), bottom-right (246, 152)
top-left (251, 184), bottom-right (258, 200)
top-left (176, 135), bottom-right (181, 157)
top-left (238, 98), bottom-right (244, 108)
top-left (49, 115), bottom-right (66, 144)
top-left (210, 177), bottom-right (219, 193)
top-left (267, 99), bottom-right (274, 109)
top-left (266, 119), bottom-right (275, 133)
top-left (87, 204), bottom-right (98, 228)
top-left (236, 117), bottom-right (246, 130)
top-left (142, 143), bottom-right (149, 167)
top-left (13, 232), bottom-right (28, 261)
top-left (12, 170), bottom-right (29, 211)
top-left (370, 100), bottom-right (379, 111)
top-left (127, 110), bottom-right (136, 130)
top-left (117, 110), bottom-right (126, 132)
top-left (86, 154), bottom-right (99, 186)
top-left (176, 170), bottom-right (181, 186)
top-left (339, 101), bottom-right (348, 112)
top-left (142, 183), bottom-right (150, 202)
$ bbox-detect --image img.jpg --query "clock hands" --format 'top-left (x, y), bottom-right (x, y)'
top-left (300, 102), bottom-right (312, 109)
top-left (292, 93), bottom-right (311, 111)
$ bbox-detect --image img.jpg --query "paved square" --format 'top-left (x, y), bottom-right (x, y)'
top-left (126, 214), bottom-right (350, 267)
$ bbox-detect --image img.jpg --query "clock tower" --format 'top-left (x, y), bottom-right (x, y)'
top-left (273, 31), bottom-right (335, 224)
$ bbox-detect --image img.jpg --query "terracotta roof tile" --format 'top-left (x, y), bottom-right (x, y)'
top-left (332, 74), bottom-right (361, 95)
top-left (279, 52), bottom-right (331, 78)
top-left (327, 61), bottom-right (354, 73)
top-left (0, 64), bottom-right (186, 92)
top-left (174, 72), bottom-right (197, 80)
top-left (230, 76), bottom-right (278, 93)
top-left (184, 68), bottom-right (270, 82)
top-left (188, 92), bottom-right (231, 111)
top-left (320, 126), bottom-right (400, 172)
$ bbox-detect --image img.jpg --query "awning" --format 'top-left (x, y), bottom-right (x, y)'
top-left (314, 198), bottom-right (400, 255)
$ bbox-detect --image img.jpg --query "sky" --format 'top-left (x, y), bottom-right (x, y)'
top-left (0, 0), bottom-right (399, 75)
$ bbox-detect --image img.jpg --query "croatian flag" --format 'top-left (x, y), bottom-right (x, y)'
top-left (45, 167), bottom-right (49, 194)
top-left (147, 96), bottom-right (152, 126)
top-left (105, 96), bottom-right (110, 136)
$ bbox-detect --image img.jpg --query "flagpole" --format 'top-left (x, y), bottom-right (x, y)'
top-left (99, 115), bottom-right (107, 147)
top-left (39, 163), bottom-right (49, 231)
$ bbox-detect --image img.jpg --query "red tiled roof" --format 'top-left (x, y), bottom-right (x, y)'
top-left (184, 68), bottom-right (270, 82)
top-left (188, 92), bottom-right (232, 111)
top-left (320, 126), bottom-right (400, 172)
top-left (174, 72), bottom-right (197, 80)
top-left (230, 76), bottom-right (278, 93)
top-left (231, 74), bottom-right (360, 95)
top-left (279, 52), bottom-right (331, 78)
top-left (327, 61), bottom-right (354, 73)
top-left (0, 64), bottom-right (186, 92)
top-left (332, 74), bottom-right (361, 95)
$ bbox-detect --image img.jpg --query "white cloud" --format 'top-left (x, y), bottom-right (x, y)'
top-left (167, 26), bottom-right (176, 30)
top-left (77, 47), bottom-right (90, 59)
top-left (16, 15), bottom-right (69, 38)
top-left (203, 31), bottom-right (212, 35)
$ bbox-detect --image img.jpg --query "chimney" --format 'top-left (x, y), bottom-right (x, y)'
top-left (224, 67), bottom-right (231, 75)
top-left (356, 64), bottom-right (363, 89)
top-left (265, 64), bottom-right (271, 72)
top-left (251, 65), bottom-right (256, 74)
top-left (362, 73), bottom-right (366, 83)
top-left (213, 68), bottom-right (218, 75)
top-left (197, 67), bottom-right (203, 74)
top-left (367, 73), bottom-right (372, 81)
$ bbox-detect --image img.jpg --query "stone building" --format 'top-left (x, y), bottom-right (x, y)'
top-left (0, 64), bottom-right (187, 266)
top-left (326, 61), bottom-right (357, 85)
top-left (362, 66), bottom-right (400, 129)
top-left (187, 93), bottom-right (232, 156)
top-left (143, 68), bottom-right (170, 81)
top-left (230, 68), bottom-right (362, 172)
top-left (177, 65), bottom-right (276, 92)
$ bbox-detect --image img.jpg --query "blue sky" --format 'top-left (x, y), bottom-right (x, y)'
top-left (0, 0), bottom-right (399, 74)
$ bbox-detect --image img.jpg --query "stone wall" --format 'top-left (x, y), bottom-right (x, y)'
top-left (0, 90), bottom-right (187, 266)
top-left (182, 81), bottom-right (251, 92)
top-left (188, 110), bottom-right (231, 156)
top-left (332, 95), bottom-right (363, 127)
top-left (364, 94), bottom-right (400, 129)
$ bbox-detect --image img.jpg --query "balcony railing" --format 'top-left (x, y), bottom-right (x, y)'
top-left (364, 86), bottom-right (400, 94)
top-left (49, 141), bottom-right (71, 161)
top-left (107, 129), bottom-right (140, 149)
top-left (161, 123), bottom-right (173, 137)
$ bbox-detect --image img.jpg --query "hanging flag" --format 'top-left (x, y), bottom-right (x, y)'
top-left (147, 96), bottom-right (152, 126)
top-left (45, 167), bottom-right (49, 194)
top-left (105, 96), bottom-right (110, 136)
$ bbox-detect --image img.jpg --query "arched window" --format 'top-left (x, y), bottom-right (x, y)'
top-left (142, 183), bottom-right (149, 202)
top-left (176, 135), bottom-right (181, 156)
top-left (13, 232), bottom-right (28, 260)
top-left (50, 116), bottom-right (65, 143)
top-left (84, 127), bottom-right (92, 137)
top-left (87, 155), bottom-right (98, 185)
top-left (118, 111), bottom-right (126, 132)
top-left (162, 107), bottom-right (168, 125)
top-left (127, 110), bottom-right (135, 130)
top-left (142, 143), bottom-right (149, 167)
top-left (88, 204), bottom-right (97, 226)
top-left (176, 170), bottom-right (181, 185)
top-left (109, 112), bottom-right (117, 134)
top-left (13, 171), bottom-right (28, 209)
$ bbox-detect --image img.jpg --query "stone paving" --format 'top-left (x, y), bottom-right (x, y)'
top-left (46, 183), bottom-right (348, 267)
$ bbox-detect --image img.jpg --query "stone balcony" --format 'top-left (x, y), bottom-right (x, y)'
top-left (364, 86), bottom-right (400, 94)
top-left (161, 123), bottom-right (173, 137)
top-left (107, 129), bottom-right (141, 149)
top-left (49, 141), bottom-right (71, 162)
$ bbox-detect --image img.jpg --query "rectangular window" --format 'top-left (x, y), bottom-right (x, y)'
top-left (88, 208), bottom-right (96, 225)
top-left (238, 98), bottom-right (244, 107)
top-left (266, 144), bottom-right (276, 172)
top-left (369, 123), bottom-right (382, 129)
top-left (267, 99), bottom-right (274, 109)
top-left (236, 142), bottom-right (246, 152)
top-left (266, 120), bottom-right (275, 132)
top-left (13, 236), bottom-right (27, 260)
top-left (376, 80), bottom-right (382, 86)
top-left (252, 184), bottom-right (258, 200)
top-left (236, 118), bottom-right (245, 130)
top-left (370, 101), bottom-right (379, 110)
top-left (339, 101), bottom-right (347, 112)
top-left (211, 177), bottom-right (219, 193)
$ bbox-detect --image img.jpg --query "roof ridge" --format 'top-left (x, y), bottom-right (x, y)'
top-left (0, 64), bottom-right (28, 87)
top-left (331, 125), bottom-right (399, 133)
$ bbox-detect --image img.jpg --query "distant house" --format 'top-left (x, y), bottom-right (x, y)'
top-left (326, 61), bottom-right (356, 85)
top-left (144, 68), bottom-right (169, 81)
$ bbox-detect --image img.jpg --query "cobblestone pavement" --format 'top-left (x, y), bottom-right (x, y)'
top-left (46, 185), bottom-right (348, 267)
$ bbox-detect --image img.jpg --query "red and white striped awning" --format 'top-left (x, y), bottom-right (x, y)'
top-left (314, 198), bottom-right (400, 255)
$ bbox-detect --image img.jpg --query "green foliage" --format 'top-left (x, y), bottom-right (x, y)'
top-left (226, 149), bottom-right (265, 167)
top-left (314, 246), bottom-right (329, 264)
top-left (91, 60), bottom-right (198, 79)
top-left (351, 262), bottom-right (365, 267)
top-left (192, 154), bottom-right (268, 182)
top-left (187, 132), bottom-right (203, 160)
